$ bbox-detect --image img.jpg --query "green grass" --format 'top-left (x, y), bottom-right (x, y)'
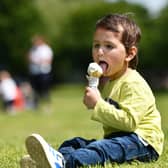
top-left (0, 84), bottom-right (167, 168)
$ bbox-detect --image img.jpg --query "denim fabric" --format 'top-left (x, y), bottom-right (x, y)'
top-left (58, 133), bottom-right (158, 168)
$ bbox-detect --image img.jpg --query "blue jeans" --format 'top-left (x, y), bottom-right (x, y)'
top-left (58, 132), bottom-right (158, 168)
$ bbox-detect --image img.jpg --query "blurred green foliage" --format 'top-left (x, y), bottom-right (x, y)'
top-left (0, 0), bottom-right (45, 75)
top-left (0, 0), bottom-right (168, 85)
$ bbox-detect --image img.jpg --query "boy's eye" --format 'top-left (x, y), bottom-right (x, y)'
top-left (93, 44), bottom-right (100, 48)
top-left (105, 44), bottom-right (113, 49)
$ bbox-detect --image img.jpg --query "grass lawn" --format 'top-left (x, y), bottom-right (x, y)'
top-left (0, 84), bottom-right (167, 168)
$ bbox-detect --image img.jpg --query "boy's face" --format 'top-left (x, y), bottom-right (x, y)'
top-left (92, 27), bottom-right (132, 80)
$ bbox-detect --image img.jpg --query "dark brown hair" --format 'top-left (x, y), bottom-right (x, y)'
top-left (95, 13), bottom-right (141, 69)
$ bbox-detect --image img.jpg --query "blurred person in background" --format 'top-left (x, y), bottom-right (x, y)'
top-left (0, 70), bottom-right (25, 113)
top-left (28, 35), bottom-right (54, 105)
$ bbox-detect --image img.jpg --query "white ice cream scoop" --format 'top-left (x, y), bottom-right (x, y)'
top-left (87, 62), bottom-right (103, 77)
top-left (87, 62), bottom-right (103, 88)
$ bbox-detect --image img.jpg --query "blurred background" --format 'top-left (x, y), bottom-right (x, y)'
top-left (0, 0), bottom-right (168, 89)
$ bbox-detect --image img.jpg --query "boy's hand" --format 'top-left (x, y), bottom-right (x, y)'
top-left (83, 86), bottom-right (101, 109)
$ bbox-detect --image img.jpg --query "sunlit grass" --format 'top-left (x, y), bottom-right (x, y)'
top-left (0, 84), bottom-right (167, 168)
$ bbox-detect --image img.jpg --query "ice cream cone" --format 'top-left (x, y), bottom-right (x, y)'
top-left (87, 62), bottom-right (103, 88)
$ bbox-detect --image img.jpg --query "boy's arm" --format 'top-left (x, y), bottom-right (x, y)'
top-left (91, 82), bottom-right (155, 132)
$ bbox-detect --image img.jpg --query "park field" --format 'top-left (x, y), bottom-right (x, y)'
top-left (0, 84), bottom-right (167, 168)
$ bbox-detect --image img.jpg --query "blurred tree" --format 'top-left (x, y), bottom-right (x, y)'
top-left (0, 0), bottom-right (45, 76)
top-left (151, 6), bottom-right (168, 68)
top-left (137, 5), bottom-right (168, 69)
top-left (138, 5), bottom-right (168, 89)
top-left (1, 0), bottom-right (167, 86)
top-left (35, 0), bottom-right (103, 40)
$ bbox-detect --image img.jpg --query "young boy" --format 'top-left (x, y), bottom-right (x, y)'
top-left (20, 13), bottom-right (164, 168)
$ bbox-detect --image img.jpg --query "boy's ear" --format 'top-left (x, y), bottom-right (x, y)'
top-left (125, 46), bottom-right (137, 62)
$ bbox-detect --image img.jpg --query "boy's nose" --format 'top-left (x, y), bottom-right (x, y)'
top-left (98, 47), bottom-right (104, 57)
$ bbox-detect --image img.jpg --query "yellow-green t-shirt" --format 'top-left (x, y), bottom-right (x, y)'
top-left (92, 69), bottom-right (164, 155)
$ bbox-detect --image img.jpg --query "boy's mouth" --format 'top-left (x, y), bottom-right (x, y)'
top-left (99, 61), bottom-right (108, 73)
